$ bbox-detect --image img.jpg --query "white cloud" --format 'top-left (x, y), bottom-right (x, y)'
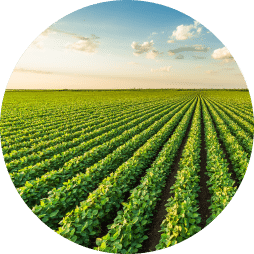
top-left (131, 40), bottom-right (154, 56)
top-left (212, 47), bottom-right (232, 59)
top-left (146, 50), bottom-right (163, 59)
top-left (131, 40), bottom-right (162, 60)
top-left (66, 35), bottom-right (100, 53)
top-left (151, 66), bottom-right (172, 72)
top-left (171, 20), bottom-right (202, 41)
top-left (167, 40), bottom-right (175, 43)
top-left (151, 32), bottom-right (158, 35)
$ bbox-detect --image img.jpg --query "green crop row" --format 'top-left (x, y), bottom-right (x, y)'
top-left (211, 97), bottom-right (254, 119)
top-left (3, 99), bottom-right (170, 162)
top-left (1, 97), bottom-right (156, 133)
top-left (205, 97), bottom-right (254, 137)
top-left (56, 98), bottom-right (197, 246)
top-left (18, 99), bottom-right (191, 208)
top-left (12, 99), bottom-right (191, 187)
top-left (94, 97), bottom-right (196, 253)
top-left (1, 98), bottom-right (170, 151)
top-left (7, 100), bottom-right (179, 174)
top-left (207, 99), bottom-right (253, 155)
top-left (1, 98), bottom-right (168, 141)
top-left (1, 101), bottom-right (119, 136)
top-left (155, 98), bottom-right (202, 250)
top-left (201, 100), bottom-right (237, 225)
top-left (204, 99), bottom-right (249, 182)
top-left (32, 98), bottom-right (196, 231)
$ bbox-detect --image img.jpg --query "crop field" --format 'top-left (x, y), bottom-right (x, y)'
top-left (0, 90), bottom-right (253, 253)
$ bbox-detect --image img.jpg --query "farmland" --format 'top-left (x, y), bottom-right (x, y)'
top-left (0, 89), bottom-right (253, 253)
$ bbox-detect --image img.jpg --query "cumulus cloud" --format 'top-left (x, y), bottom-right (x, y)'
top-left (175, 54), bottom-right (184, 60)
top-left (151, 66), bottom-right (172, 73)
top-left (168, 45), bottom-right (209, 56)
top-left (167, 40), bottom-right (175, 43)
top-left (170, 20), bottom-right (202, 41)
top-left (66, 34), bottom-right (100, 53)
top-left (146, 50), bottom-right (163, 59)
top-left (131, 40), bottom-right (162, 60)
top-left (212, 47), bottom-right (234, 63)
top-left (212, 47), bottom-right (232, 60)
top-left (131, 40), bottom-right (154, 56)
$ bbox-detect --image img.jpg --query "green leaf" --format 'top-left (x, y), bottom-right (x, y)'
top-left (42, 217), bottom-right (49, 223)
top-left (70, 228), bottom-right (75, 236)
top-left (81, 221), bottom-right (89, 232)
top-left (101, 242), bottom-right (106, 249)
top-left (115, 243), bottom-right (122, 250)
top-left (93, 210), bottom-right (98, 216)
top-left (71, 235), bottom-right (77, 242)
top-left (96, 238), bottom-right (102, 246)
top-left (50, 210), bottom-right (59, 217)
top-left (133, 217), bottom-right (139, 224)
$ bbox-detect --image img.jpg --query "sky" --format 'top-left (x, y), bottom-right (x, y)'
top-left (7, 0), bottom-right (247, 89)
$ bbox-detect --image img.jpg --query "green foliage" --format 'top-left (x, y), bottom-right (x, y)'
top-left (94, 99), bottom-right (197, 253)
top-left (201, 100), bottom-right (237, 224)
top-left (156, 99), bottom-right (202, 250)
top-left (0, 90), bottom-right (253, 251)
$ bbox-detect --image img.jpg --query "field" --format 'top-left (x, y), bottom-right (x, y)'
top-left (0, 90), bottom-right (253, 253)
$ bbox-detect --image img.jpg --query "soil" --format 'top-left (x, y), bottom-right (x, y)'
top-left (198, 102), bottom-right (212, 229)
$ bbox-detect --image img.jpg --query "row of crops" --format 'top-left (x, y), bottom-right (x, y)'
top-left (0, 90), bottom-right (253, 253)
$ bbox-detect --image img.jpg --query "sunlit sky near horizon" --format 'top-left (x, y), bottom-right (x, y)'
top-left (7, 0), bottom-right (247, 89)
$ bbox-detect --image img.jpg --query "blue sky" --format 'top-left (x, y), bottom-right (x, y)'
top-left (8, 0), bottom-right (246, 89)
